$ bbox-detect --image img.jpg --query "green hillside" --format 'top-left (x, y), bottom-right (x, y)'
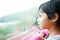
top-left (0, 7), bottom-right (38, 40)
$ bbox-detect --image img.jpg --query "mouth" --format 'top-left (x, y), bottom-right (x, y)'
top-left (37, 23), bottom-right (40, 27)
top-left (38, 21), bottom-right (42, 26)
top-left (38, 22), bottom-right (40, 26)
top-left (38, 22), bottom-right (40, 25)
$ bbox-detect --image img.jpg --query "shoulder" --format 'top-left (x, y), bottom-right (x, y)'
top-left (45, 35), bottom-right (60, 40)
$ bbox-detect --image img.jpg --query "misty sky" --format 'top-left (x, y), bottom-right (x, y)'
top-left (0, 0), bottom-right (49, 17)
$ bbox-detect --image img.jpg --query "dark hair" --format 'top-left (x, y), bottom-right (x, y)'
top-left (39, 0), bottom-right (60, 27)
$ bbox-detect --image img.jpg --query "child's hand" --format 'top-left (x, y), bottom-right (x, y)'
top-left (31, 29), bottom-right (48, 40)
top-left (30, 33), bottom-right (44, 40)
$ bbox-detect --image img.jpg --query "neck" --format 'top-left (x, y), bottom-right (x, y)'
top-left (49, 26), bottom-right (60, 37)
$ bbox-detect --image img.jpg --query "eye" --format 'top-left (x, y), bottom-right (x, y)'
top-left (39, 14), bottom-right (42, 17)
top-left (38, 13), bottom-right (42, 17)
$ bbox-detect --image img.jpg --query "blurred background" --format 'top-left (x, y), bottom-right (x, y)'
top-left (0, 0), bottom-right (49, 40)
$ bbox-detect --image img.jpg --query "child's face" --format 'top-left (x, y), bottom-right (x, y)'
top-left (37, 10), bottom-right (52, 29)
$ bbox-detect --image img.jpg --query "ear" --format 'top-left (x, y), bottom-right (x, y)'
top-left (51, 13), bottom-right (59, 22)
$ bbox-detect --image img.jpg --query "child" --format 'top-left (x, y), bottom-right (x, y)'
top-left (37, 0), bottom-right (60, 40)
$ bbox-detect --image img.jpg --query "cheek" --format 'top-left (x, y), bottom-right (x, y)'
top-left (40, 18), bottom-right (52, 29)
top-left (41, 20), bottom-right (52, 29)
top-left (38, 16), bottom-right (52, 29)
